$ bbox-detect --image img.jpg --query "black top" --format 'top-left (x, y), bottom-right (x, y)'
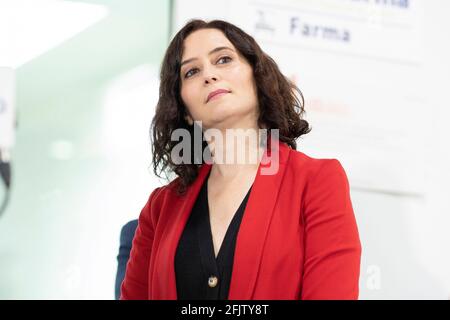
top-left (175, 171), bottom-right (253, 300)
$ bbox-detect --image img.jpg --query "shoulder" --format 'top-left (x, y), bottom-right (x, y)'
top-left (287, 147), bottom-right (349, 184)
top-left (139, 174), bottom-right (188, 225)
top-left (144, 179), bottom-right (176, 208)
top-left (286, 149), bottom-right (352, 213)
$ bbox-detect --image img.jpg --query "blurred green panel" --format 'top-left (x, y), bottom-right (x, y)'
top-left (0, 0), bottom-right (170, 299)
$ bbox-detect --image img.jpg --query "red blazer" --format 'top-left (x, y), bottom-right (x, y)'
top-left (121, 141), bottom-right (362, 300)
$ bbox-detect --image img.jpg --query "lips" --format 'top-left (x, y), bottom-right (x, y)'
top-left (206, 89), bottom-right (230, 103)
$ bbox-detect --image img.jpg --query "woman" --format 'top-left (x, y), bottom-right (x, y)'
top-left (120, 19), bottom-right (362, 300)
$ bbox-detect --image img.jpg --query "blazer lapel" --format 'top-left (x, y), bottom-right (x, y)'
top-left (228, 140), bottom-right (290, 299)
top-left (152, 161), bottom-right (212, 299)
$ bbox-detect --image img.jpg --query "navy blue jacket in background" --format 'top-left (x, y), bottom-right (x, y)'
top-left (115, 219), bottom-right (138, 300)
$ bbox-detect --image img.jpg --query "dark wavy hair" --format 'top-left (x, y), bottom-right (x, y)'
top-left (151, 19), bottom-right (311, 195)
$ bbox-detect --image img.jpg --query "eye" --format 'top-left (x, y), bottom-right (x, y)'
top-left (217, 56), bottom-right (232, 64)
top-left (184, 68), bottom-right (198, 79)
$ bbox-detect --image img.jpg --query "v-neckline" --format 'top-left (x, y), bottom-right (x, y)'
top-left (205, 170), bottom-right (253, 263)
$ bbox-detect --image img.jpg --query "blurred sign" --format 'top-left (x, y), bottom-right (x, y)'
top-left (0, 67), bottom-right (15, 150)
top-left (173, 0), bottom-right (426, 195)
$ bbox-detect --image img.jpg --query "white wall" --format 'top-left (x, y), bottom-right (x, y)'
top-left (357, 0), bottom-right (450, 300)
top-left (0, 0), bottom-right (170, 299)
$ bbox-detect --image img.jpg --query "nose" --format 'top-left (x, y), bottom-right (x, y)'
top-left (203, 64), bottom-right (218, 84)
top-left (204, 75), bottom-right (217, 84)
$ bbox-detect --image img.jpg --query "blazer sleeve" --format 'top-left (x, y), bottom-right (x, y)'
top-left (300, 159), bottom-right (362, 300)
top-left (120, 187), bottom-right (161, 300)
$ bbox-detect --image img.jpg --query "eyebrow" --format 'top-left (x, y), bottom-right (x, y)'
top-left (180, 46), bottom-right (234, 69)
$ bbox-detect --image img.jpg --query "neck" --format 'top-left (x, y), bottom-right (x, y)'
top-left (204, 125), bottom-right (267, 181)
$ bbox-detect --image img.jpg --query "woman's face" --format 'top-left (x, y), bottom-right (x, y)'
top-left (179, 28), bottom-right (259, 131)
